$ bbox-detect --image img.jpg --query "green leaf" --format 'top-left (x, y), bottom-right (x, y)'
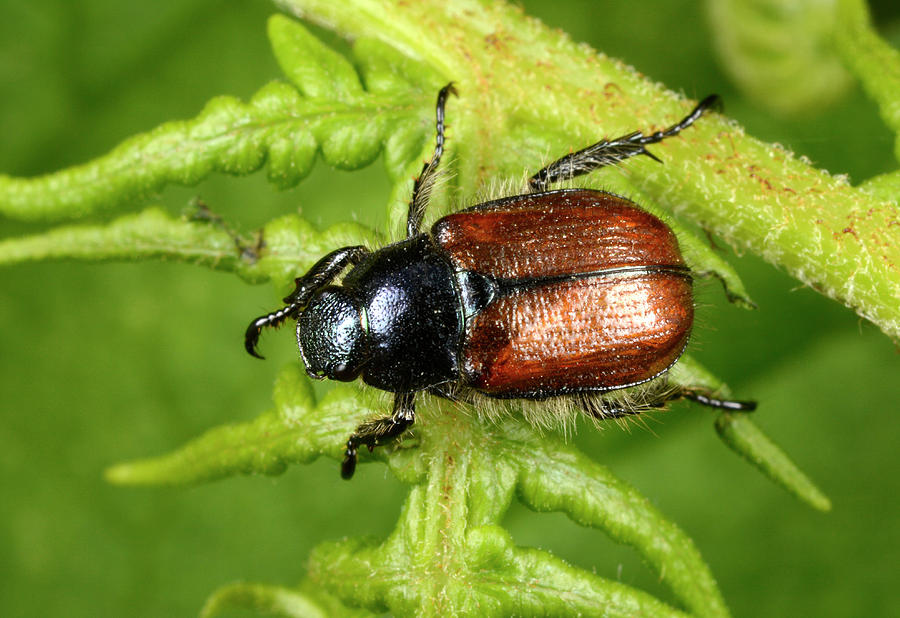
top-left (105, 365), bottom-right (378, 486)
top-left (201, 579), bottom-right (374, 618)
top-left (201, 583), bottom-right (330, 618)
top-left (0, 207), bottom-right (376, 290)
top-left (309, 534), bottom-right (692, 617)
top-left (860, 170), bottom-right (900, 203)
top-left (0, 18), bottom-right (433, 221)
top-left (269, 14), bottom-right (364, 101)
top-left (5, 1), bottom-right (898, 616)
top-left (715, 412), bottom-right (832, 512)
top-left (111, 364), bottom-right (733, 615)
top-left (509, 426), bottom-right (727, 617)
top-left (276, 0), bottom-right (900, 343)
top-left (670, 356), bottom-right (830, 511)
top-left (304, 399), bottom-right (724, 617)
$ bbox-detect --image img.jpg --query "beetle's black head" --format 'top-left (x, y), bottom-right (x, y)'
top-left (297, 286), bottom-right (367, 382)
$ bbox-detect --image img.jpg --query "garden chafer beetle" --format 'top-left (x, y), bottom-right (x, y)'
top-left (245, 84), bottom-right (755, 479)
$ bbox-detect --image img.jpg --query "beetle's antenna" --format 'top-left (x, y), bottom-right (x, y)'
top-left (528, 94), bottom-right (722, 192)
top-left (406, 82), bottom-right (458, 238)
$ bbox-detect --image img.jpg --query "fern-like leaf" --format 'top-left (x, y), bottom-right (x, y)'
top-left (4, 1), bottom-right (900, 616)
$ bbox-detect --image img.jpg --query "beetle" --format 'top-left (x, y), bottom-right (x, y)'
top-left (245, 84), bottom-right (755, 479)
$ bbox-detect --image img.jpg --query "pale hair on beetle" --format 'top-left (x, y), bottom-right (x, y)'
top-left (410, 376), bottom-right (681, 442)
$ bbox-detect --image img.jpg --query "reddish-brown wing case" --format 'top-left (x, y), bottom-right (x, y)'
top-left (432, 189), bottom-right (693, 397)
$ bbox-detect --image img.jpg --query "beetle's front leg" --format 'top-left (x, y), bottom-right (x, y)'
top-left (244, 245), bottom-right (369, 358)
top-left (282, 245), bottom-right (370, 307)
top-left (341, 392), bottom-right (416, 480)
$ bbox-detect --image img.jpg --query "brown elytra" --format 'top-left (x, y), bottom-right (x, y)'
top-left (433, 189), bottom-right (693, 398)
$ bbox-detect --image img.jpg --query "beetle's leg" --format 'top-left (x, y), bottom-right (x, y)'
top-left (244, 245), bottom-right (370, 358)
top-left (528, 94), bottom-right (721, 192)
top-left (281, 245), bottom-right (370, 306)
top-left (427, 383), bottom-right (474, 404)
top-left (632, 385), bottom-right (756, 412)
top-left (678, 387), bottom-right (757, 412)
top-left (406, 83), bottom-right (458, 238)
top-left (584, 402), bottom-right (644, 420)
top-left (244, 305), bottom-right (302, 359)
top-left (578, 384), bottom-right (755, 422)
top-left (577, 393), bottom-right (665, 420)
top-left (341, 392), bottom-right (416, 480)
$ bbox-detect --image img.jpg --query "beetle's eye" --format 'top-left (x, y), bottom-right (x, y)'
top-left (330, 362), bottom-right (360, 382)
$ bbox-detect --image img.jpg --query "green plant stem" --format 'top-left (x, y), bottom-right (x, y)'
top-left (278, 0), bottom-right (900, 342)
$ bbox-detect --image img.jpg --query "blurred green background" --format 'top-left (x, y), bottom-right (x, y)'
top-left (1, 1), bottom-right (899, 616)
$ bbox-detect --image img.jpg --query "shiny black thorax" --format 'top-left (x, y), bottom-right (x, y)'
top-left (341, 235), bottom-right (461, 392)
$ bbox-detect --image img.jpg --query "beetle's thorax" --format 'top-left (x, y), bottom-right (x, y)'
top-left (336, 235), bottom-right (461, 392)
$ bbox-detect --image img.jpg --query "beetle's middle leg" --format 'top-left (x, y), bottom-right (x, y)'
top-left (577, 393), bottom-right (674, 422)
top-left (406, 82), bottom-right (457, 238)
top-left (528, 94), bottom-right (721, 192)
top-left (341, 392), bottom-right (416, 480)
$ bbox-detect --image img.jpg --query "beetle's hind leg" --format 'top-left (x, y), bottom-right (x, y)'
top-left (577, 381), bottom-right (755, 425)
top-left (678, 387), bottom-right (757, 412)
top-left (528, 95), bottom-right (721, 192)
top-left (577, 394), bottom-right (655, 421)
top-left (406, 83), bottom-right (458, 238)
top-left (636, 384), bottom-right (757, 413)
top-left (341, 392), bottom-right (416, 479)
